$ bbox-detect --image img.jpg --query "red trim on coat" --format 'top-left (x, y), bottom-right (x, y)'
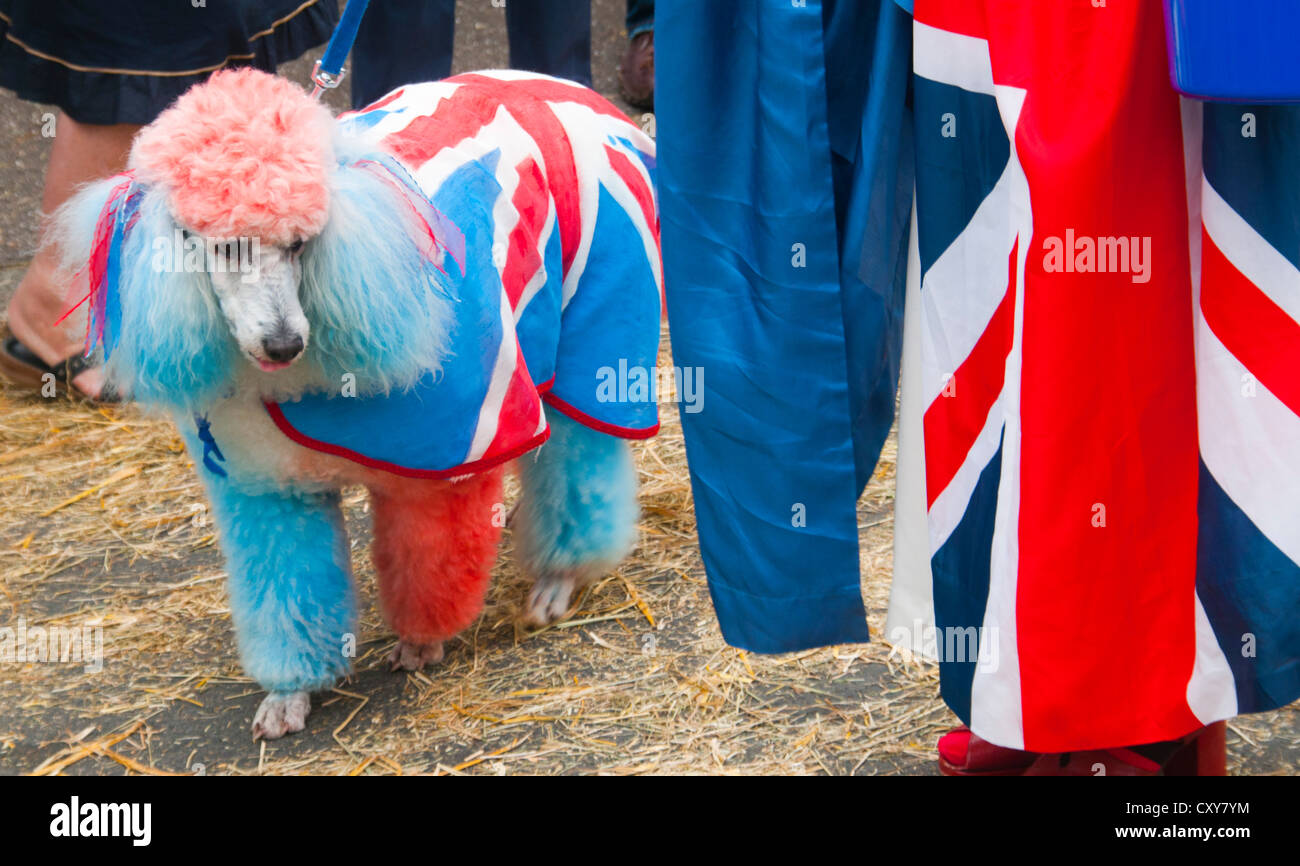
top-left (541, 392), bottom-right (660, 440)
top-left (264, 401), bottom-right (550, 480)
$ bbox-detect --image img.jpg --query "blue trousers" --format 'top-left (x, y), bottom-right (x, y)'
top-left (351, 0), bottom-right (592, 109)
top-left (656, 0), bottom-right (912, 652)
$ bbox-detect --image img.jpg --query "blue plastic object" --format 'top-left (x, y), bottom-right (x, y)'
top-left (1164, 0), bottom-right (1300, 102)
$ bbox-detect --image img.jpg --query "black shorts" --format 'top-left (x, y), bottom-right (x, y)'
top-left (0, 0), bottom-right (338, 125)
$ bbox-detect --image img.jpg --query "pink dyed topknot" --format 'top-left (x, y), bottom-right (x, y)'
top-left (129, 68), bottom-right (336, 245)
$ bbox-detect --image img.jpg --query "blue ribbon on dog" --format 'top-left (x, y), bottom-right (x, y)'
top-left (194, 414), bottom-right (227, 478)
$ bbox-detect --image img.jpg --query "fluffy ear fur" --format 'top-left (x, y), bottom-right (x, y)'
top-left (49, 179), bottom-right (238, 411)
top-left (299, 158), bottom-right (452, 395)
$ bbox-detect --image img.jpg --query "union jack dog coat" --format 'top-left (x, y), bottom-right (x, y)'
top-left (54, 68), bottom-right (661, 738)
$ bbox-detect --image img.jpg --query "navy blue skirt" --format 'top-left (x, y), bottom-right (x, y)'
top-left (0, 0), bottom-right (338, 124)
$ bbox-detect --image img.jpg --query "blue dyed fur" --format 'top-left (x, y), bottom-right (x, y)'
top-left (193, 443), bottom-right (357, 692)
top-left (54, 182), bottom-right (240, 411)
top-left (516, 411), bottom-right (639, 576)
top-left (298, 154), bottom-right (452, 394)
top-left (51, 139), bottom-right (642, 717)
top-left (50, 165), bottom-right (440, 698)
top-left (54, 155), bottom-right (451, 414)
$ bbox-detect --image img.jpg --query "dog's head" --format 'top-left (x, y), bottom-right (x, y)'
top-left (52, 68), bottom-right (458, 411)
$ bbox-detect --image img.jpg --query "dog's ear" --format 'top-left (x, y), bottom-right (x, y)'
top-left (49, 177), bottom-right (238, 411)
top-left (299, 157), bottom-right (455, 394)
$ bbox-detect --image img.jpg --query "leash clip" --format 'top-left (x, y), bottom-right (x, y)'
top-left (310, 59), bottom-right (346, 99)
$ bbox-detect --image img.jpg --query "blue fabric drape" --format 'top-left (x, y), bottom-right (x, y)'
top-left (657, 0), bottom-right (912, 652)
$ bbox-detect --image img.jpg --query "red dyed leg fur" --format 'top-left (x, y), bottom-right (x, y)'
top-left (369, 469), bottom-right (504, 670)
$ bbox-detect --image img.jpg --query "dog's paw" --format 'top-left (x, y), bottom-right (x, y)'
top-left (388, 639), bottom-right (445, 671)
top-left (520, 571), bottom-right (583, 627)
top-left (252, 690), bottom-right (311, 740)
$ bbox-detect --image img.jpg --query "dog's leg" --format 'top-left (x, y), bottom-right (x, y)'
top-left (205, 482), bottom-right (356, 739)
top-left (514, 411), bottom-right (639, 626)
top-left (369, 468), bottom-right (504, 671)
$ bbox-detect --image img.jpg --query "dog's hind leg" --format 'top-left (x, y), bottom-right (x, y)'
top-left (204, 481), bottom-right (357, 740)
top-left (368, 469), bottom-right (505, 671)
top-left (514, 411), bottom-right (639, 626)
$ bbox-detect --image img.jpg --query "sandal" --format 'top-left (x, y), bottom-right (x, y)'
top-left (0, 323), bottom-right (118, 403)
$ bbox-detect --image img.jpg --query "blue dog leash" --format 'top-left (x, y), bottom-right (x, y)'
top-left (310, 0), bottom-right (371, 99)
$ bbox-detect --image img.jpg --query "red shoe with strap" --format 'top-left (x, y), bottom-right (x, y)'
top-left (937, 725), bottom-right (1039, 775)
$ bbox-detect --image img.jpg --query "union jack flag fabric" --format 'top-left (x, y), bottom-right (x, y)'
top-left (887, 1), bottom-right (1300, 751)
top-left (268, 71), bottom-right (662, 478)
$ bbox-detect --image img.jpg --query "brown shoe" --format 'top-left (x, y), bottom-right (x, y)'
top-left (618, 30), bottom-right (654, 111)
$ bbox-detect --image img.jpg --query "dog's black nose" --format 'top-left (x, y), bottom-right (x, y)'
top-left (262, 334), bottom-right (304, 363)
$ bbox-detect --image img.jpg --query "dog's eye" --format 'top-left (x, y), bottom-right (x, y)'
top-left (288, 239), bottom-right (304, 255)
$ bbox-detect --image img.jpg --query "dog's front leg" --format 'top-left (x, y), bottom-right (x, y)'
top-left (205, 481), bottom-right (357, 739)
top-left (368, 469), bottom-right (505, 670)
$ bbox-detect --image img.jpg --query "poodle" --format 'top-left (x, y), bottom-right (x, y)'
top-left (51, 68), bottom-right (661, 739)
